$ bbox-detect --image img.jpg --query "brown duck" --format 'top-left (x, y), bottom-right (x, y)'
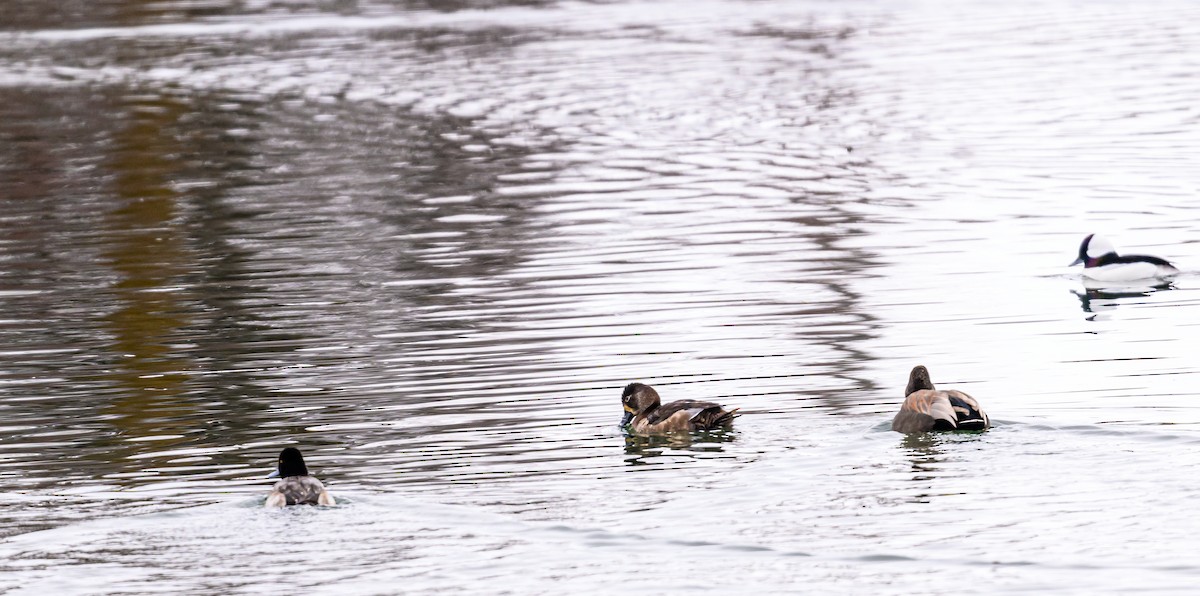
top-left (892, 365), bottom-right (989, 433)
top-left (620, 382), bottom-right (739, 434)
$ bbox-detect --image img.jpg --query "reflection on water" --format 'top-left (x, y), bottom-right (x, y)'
top-left (1072, 281), bottom-right (1174, 319)
top-left (897, 430), bottom-right (992, 506)
top-left (102, 93), bottom-right (194, 460)
top-left (0, 0), bottom-right (556, 32)
top-left (3, 0), bottom-right (1200, 592)
top-left (622, 428), bottom-right (738, 464)
top-left (899, 431), bottom-right (941, 464)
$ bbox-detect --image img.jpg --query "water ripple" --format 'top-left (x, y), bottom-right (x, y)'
top-left (2, 0), bottom-right (1200, 592)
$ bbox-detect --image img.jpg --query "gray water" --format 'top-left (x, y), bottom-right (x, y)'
top-left (2, 0), bottom-right (1200, 593)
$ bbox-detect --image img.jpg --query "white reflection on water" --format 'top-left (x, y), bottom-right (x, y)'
top-left (2, 0), bottom-right (1200, 593)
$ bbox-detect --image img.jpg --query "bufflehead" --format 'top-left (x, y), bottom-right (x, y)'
top-left (892, 365), bottom-right (989, 433)
top-left (620, 382), bottom-right (739, 435)
top-left (266, 447), bottom-right (335, 507)
top-left (1070, 234), bottom-right (1178, 281)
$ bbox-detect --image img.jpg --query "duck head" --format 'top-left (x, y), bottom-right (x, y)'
top-left (1070, 234), bottom-right (1117, 267)
top-left (267, 446), bottom-right (310, 479)
top-left (905, 365), bottom-right (935, 397)
top-left (620, 382), bottom-right (661, 427)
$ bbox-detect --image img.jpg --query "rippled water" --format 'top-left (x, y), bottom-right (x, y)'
top-left (3, 0), bottom-right (1200, 592)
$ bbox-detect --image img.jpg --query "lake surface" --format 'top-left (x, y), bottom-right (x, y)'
top-left (2, 0), bottom-right (1200, 592)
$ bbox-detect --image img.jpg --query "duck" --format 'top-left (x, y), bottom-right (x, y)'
top-left (892, 365), bottom-right (989, 433)
top-left (1070, 233), bottom-right (1178, 282)
top-left (620, 382), bottom-right (739, 434)
top-left (265, 447), bottom-right (335, 507)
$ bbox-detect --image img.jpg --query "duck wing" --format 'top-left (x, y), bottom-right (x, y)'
top-left (945, 390), bottom-right (989, 430)
top-left (892, 390), bottom-right (959, 433)
top-left (1106, 253), bottom-right (1175, 268)
top-left (646, 400), bottom-right (737, 429)
top-left (690, 405), bottom-right (739, 429)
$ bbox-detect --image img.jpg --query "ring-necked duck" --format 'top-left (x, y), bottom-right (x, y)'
top-left (265, 447), bottom-right (335, 507)
top-left (892, 366), bottom-right (989, 433)
top-left (620, 382), bottom-right (738, 434)
top-left (1070, 234), bottom-right (1178, 281)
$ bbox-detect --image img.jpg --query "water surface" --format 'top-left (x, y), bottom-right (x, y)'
top-left (3, 0), bottom-right (1200, 592)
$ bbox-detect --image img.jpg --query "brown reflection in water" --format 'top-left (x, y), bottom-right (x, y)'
top-left (622, 430), bottom-right (736, 466)
top-left (0, 92), bottom-right (59, 293)
top-left (3, 0), bottom-right (220, 32)
top-left (1, 0), bottom-right (556, 32)
top-left (100, 92), bottom-right (195, 454)
top-left (805, 271), bottom-right (882, 404)
top-left (899, 432), bottom-right (943, 504)
top-left (898, 430), bottom-right (989, 504)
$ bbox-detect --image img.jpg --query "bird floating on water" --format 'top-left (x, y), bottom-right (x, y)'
top-left (892, 365), bottom-right (989, 433)
top-left (1070, 233), bottom-right (1178, 282)
top-left (620, 382), bottom-right (739, 435)
top-left (266, 447), bottom-right (335, 507)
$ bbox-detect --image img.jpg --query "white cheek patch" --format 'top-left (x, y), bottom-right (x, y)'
top-left (1086, 235), bottom-right (1117, 258)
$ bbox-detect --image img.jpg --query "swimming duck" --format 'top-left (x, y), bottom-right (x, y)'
top-left (620, 382), bottom-right (739, 434)
top-left (1070, 234), bottom-right (1178, 282)
top-left (892, 365), bottom-right (989, 433)
top-left (265, 447), bottom-right (335, 507)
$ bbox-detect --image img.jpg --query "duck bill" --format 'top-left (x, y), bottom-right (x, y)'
top-left (267, 469), bottom-right (281, 479)
top-left (620, 411), bottom-right (634, 427)
top-left (1069, 256), bottom-right (1083, 267)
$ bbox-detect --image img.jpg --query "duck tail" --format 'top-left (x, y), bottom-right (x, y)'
top-left (711, 408), bottom-right (740, 427)
top-left (956, 417), bottom-right (988, 431)
top-left (948, 395), bottom-right (989, 431)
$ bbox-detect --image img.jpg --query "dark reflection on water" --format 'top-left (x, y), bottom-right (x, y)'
top-left (897, 430), bottom-right (990, 505)
top-left (899, 432), bottom-right (944, 502)
top-left (0, 73), bottom-right (569, 524)
top-left (99, 91), bottom-right (201, 475)
top-left (1, 0), bottom-right (554, 32)
top-left (622, 429), bottom-right (738, 464)
top-left (1072, 282), bottom-right (1173, 317)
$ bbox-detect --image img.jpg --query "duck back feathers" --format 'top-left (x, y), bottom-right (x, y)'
top-left (893, 366), bottom-right (989, 433)
top-left (266, 447), bottom-right (335, 507)
top-left (644, 399), bottom-right (739, 428)
top-left (893, 390), bottom-right (988, 433)
top-left (267, 475), bottom-right (334, 507)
